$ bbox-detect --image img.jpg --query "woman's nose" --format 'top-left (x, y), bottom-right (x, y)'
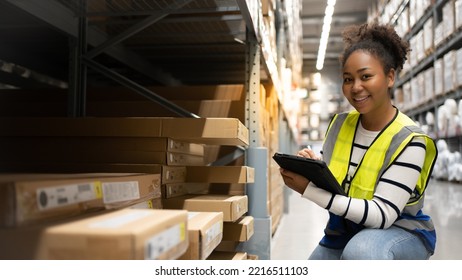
top-left (351, 79), bottom-right (363, 93)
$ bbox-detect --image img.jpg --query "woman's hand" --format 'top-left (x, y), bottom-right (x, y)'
top-left (280, 147), bottom-right (322, 194)
top-left (280, 168), bottom-right (310, 195)
top-left (297, 147), bottom-right (322, 160)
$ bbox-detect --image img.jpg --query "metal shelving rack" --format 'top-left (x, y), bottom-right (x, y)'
top-left (2, 0), bottom-right (300, 259)
top-left (374, 0), bottom-right (462, 138)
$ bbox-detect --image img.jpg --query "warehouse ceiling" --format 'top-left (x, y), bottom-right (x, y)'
top-left (0, 0), bottom-right (370, 89)
top-left (301, 0), bottom-right (369, 75)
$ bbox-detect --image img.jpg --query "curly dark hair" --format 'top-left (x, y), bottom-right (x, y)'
top-left (340, 22), bottom-right (410, 73)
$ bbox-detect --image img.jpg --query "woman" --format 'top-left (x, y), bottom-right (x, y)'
top-left (280, 22), bottom-right (438, 260)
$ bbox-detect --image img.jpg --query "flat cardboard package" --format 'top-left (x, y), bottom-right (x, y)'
top-left (0, 117), bottom-right (163, 137)
top-left (0, 163), bottom-right (185, 178)
top-left (38, 208), bottom-right (188, 260)
top-left (185, 166), bottom-right (254, 183)
top-left (162, 195), bottom-right (248, 222)
top-left (162, 183), bottom-right (210, 198)
top-left (207, 251), bottom-right (248, 260)
top-left (0, 138), bottom-right (204, 166)
top-left (0, 173), bottom-right (161, 227)
top-left (178, 212), bottom-right (223, 260)
top-left (0, 117), bottom-right (249, 146)
top-left (161, 118), bottom-right (249, 146)
top-left (222, 216), bottom-right (254, 241)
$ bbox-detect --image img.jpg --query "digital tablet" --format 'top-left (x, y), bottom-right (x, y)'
top-left (272, 152), bottom-right (346, 195)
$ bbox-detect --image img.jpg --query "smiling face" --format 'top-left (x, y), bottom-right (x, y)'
top-left (342, 50), bottom-right (395, 119)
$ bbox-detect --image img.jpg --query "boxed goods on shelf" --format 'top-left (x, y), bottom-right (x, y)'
top-left (0, 85), bottom-right (247, 120)
top-left (457, 0), bottom-right (462, 29)
top-left (434, 58), bottom-right (444, 96)
top-left (415, 30), bottom-right (425, 63)
top-left (434, 21), bottom-right (444, 47)
top-left (222, 215), bottom-right (254, 242)
top-left (424, 67), bottom-right (434, 103)
top-left (162, 195), bottom-right (248, 222)
top-left (162, 183), bottom-right (210, 199)
top-left (178, 211), bottom-right (223, 260)
top-left (0, 137), bottom-right (205, 166)
top-left (162, 183), bottom-right (246, 198)
top-left (0, 117), bottom-right (249, 146)
top-left (443, 50), bottom-right (457, 94)
top-left (40, 208), bottom-right (188, 260)
top-left (457, 48), bottom-right (462, 87)
top-left (423, 17), bottom-right (434, 54)
top-left (443, 0), bottom-right (456, 39)
top-left (0, 208), bottom-right (189, 260)
top-left (185, 166), bottom-right (254, 184)
top-left (433, 139), bottom-right (462, 182)
top-left (161, 166), bottom-right (253, 198)
top-left (0, 173), bottom-right (161, 227)
top-left (0, 117), bottom-right (249, 173)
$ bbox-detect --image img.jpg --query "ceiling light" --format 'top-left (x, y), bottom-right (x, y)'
top-left (316, 0), bottom-right (336, 70)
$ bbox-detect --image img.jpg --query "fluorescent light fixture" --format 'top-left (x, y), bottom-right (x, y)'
top-left (316, 0), bottom-right (336, 70)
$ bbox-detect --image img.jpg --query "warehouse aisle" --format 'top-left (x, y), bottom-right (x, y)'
top-left (271, 179), bottom-right (462, 260)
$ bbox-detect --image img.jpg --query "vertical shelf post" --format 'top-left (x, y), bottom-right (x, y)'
top-left (68, 0), bottom-right (87, 117)
top-left (239, 28), bottom-right (272, 260)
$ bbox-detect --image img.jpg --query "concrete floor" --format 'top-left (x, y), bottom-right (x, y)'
top-left (271, 179), bottom-right (462, 260)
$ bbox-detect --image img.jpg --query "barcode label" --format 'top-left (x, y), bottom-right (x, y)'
top-left (78, 184), bottom-right (91, 192)
top-left (102, 181), bottom-right (140, 204)
top-left (145, 223), bottom-right (185, 260)
top-left (205, 221), bottom-right (223, 244)
top-left (36, 182), bottom-right (99, 211)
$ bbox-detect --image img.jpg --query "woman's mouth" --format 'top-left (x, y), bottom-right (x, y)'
top-left (353, 96), bottom-right (369, 103)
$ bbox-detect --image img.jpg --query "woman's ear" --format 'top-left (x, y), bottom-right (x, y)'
top-left (387, 68), bottom-right (396, 88)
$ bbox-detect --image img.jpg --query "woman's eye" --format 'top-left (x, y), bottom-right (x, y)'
top-left (362, 74), bottom-right (371, 80)
top-left (343, 77), bottom-right (352, 83)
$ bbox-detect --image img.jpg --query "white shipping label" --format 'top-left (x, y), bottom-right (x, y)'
top-left (205, 221), bottom-right (222, 244)
top-left (36, 182), bottom-right (100, 211)
top-left (102, 181), bottom-right (140, 204)
top-left (145, 223), bottom-right (184, 260)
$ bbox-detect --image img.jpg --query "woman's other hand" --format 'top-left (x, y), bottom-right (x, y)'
top-left (297, 147), bottom-right (322, 160)
top-left (280, 168), bottom-right (310, 195)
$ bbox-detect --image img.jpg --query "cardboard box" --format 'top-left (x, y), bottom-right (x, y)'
top-left (162, 195), bottom-right (248, 222)
top-left (0, 117), bottom-right (163, 137)
top-left (162, 183), bottom-right (246, 198)
top-left (207, 251), bottom-right (247, 260)
top-left (222, 216), bottom-right (254, 242)
top-left (0, 137), bottom-right (204, 166)
top-left (0, 118), bottom-right (248, 146)
top-left (87, 100), bottom-right (246, 123)
top-left (37, 208), bottom-right (188, 259)
top-left (0, 173), bottom-right (161, 227)
top-left (185, 166), bottom-right (254, 183)
top-left (129, 197), bottom-right (163, 210)
top-left (161, 118), bottom-right (249, 146)
top-left (161, 166), bottom-right (187, 184)
top-left (87, 85), bottom-right (245, 101)
top-left (0, 137), bottom-right (204, 155)
top-left (162, 183), bottom-right (211, 198)
top-left (178, 212), bottom-right (223, 260)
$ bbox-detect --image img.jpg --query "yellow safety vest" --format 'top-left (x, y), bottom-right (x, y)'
top-left (323, 109), bottom-right (437, 205)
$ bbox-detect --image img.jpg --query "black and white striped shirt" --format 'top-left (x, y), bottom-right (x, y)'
top-left (302, 121), bottom-right (426, 229)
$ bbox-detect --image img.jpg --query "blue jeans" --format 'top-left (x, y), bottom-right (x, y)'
top-left (308, 226), bottom-right (432, 260)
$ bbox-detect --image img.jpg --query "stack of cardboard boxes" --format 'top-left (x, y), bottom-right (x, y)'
top-left (0, 84), bottom-right (282, 259)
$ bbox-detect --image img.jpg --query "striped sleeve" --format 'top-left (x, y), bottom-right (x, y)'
top-left (302, 137), bottom-right (427, 229)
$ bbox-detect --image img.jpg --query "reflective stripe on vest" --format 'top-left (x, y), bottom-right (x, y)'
top-left (323, 110), bottom-right (437, 205)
